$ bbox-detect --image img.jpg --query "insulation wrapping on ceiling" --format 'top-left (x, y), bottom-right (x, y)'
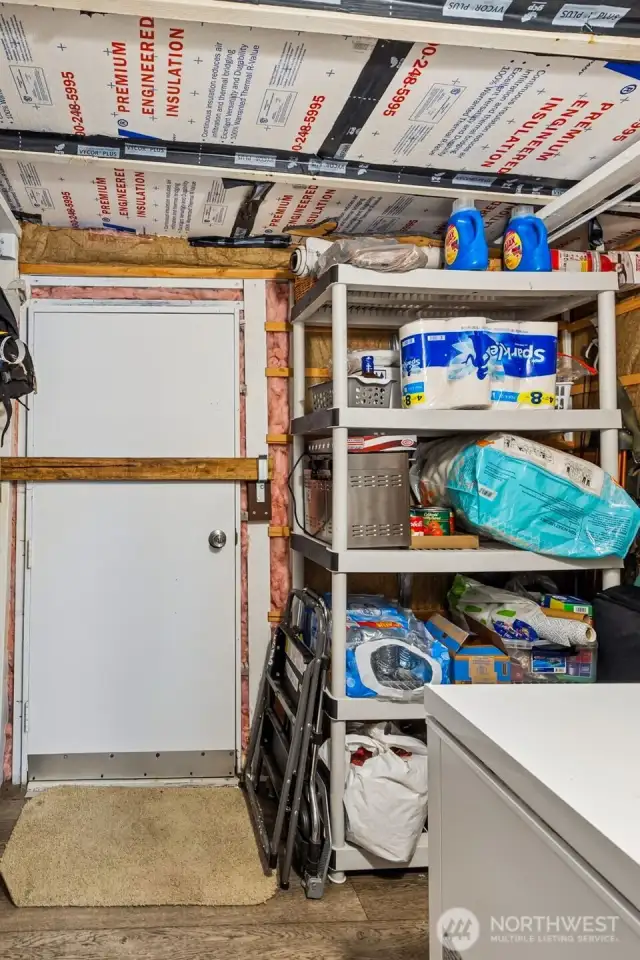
top-left (0, 5), bottom-right (373, 150)
top-left (1, 3), bottom-right (640, 176)
top-left (0, 154), bottom-right (251, 237)
top-left (1, 3), bottom-right (640, 241)
top-left (252, 182), bottom-right (521, 241)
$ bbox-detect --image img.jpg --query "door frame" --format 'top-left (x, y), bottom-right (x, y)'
top-left (14, 296), bottom-right (243, 785)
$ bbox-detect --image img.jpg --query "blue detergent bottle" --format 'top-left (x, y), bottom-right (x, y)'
top-left (444, 197), bottom-right (489, 271)
top-left (503, 205), bottom-right (551, 272)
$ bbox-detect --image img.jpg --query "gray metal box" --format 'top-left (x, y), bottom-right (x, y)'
top-left (303, 451), bottom-right (410, 549)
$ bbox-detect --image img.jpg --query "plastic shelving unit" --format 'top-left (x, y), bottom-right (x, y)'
top-left (290, 264), bottom-right (622, 879)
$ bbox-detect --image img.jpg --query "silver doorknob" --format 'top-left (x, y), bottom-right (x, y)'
top-left (208, 529), bottom-right (227, 550)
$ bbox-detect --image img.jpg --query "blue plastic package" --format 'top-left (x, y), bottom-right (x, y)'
top-left (345, 619), bottom-right (449, 699)
top-left (447, 434), bottom-right (640, 559)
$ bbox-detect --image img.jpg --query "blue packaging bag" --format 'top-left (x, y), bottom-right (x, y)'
top-left (447, 434), bottom-right (640, 559)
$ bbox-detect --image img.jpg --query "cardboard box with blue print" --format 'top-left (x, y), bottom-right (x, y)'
top-left (426, 614), bottom-right (511, 684)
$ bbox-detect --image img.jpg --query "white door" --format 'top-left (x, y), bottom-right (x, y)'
top-left (22, 302), bottom-right (239, 782)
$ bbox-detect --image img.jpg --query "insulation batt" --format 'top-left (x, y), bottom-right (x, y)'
top-left (266, 283), bottom-right (291, 613)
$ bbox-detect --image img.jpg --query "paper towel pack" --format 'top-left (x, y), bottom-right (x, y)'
top-left (400, 317), bottom-right (491, 410)
top-left (487, 321), bottom-right (557, 409)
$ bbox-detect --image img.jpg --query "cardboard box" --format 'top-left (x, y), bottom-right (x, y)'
top-left (426, 613), bottom-right (511, 684)
top-left (539, 594), bottom-right (593, 617)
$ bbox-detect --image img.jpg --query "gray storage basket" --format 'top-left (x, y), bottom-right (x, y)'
top-left (310, 374), bottom-right (400, 410)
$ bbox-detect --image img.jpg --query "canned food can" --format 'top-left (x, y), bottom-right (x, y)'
top-left (410, 506), bottom-right (454, 536)
top-left (361, 355), bottom-right (375, 375)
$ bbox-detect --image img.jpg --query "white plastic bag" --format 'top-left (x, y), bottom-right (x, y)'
top-left (316, 238), bottom-right (441, 275)
top-left (341, 723), bottom-right (428, 862)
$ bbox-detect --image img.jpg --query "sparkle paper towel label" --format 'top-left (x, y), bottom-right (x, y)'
top-left (0, 5), bottom-right (374, 151)
top-left (487, 329), bottom-right (557, 408)
top-left (486, 331), bottom-right (557, 379)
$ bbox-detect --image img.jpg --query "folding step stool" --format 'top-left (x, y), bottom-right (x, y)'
top-left (243, 588), bottom-right (331, 895)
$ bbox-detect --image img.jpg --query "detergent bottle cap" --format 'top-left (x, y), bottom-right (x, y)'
top-left (451, 196), bottom-right (476, 214)
top-left (511, 204), bottom-right (535, 219)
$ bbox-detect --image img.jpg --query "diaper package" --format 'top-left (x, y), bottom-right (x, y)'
top-left (447, 434), bottom-right (640, 558)
top-left (486, 321), bottom-right (557, 409)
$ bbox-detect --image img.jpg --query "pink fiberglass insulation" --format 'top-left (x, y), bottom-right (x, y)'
top-left (266, 282), bottom-right (291, 618)
top-left (238, 317), bottom-right (250, 751)
top-left (31, 287), bottom-right (243, 300)
top-left (2, 400), bottom-right (19, 781)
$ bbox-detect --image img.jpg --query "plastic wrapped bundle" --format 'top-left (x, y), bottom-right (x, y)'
top-left (316, 238), bottom-right (441, 276)
top-left (327, 594), bottom-right (449, 699)
top-left (448, 576), bottom-right (595, 648)
top-left (413, 433), bottom-right (640, 559)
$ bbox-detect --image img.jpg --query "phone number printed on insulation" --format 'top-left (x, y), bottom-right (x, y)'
top-left (0, 6), bottom-right (374, 154)
top-left (343, 43), bottom-right (640, 179)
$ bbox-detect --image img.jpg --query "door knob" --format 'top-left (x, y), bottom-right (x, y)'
top-left (208, 529), bottom-right (227, 550)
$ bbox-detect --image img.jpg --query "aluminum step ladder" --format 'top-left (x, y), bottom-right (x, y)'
top-left (243, 588), bottom-right (331, 895)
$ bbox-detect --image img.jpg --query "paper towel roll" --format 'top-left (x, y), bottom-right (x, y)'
top-left (536, 615), bottom-right (595, 647)
top-left (400, 317), bottom-right (491, 410)
top-left (290, 237), bottom-right (333, 277)
top-left (487, 320), bottom-right (558, 409)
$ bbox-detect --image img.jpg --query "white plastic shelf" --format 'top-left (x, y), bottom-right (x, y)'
top-left (292, 533), bottom-right (624, 575)
top-left (292, 265), bottom-right (619, 326)
top-left (332, 831), bottom-right (429, 872)
top-left (324, 691), bottom-right (426, 722)
top-left (292, 408), bottom-right (621, 436)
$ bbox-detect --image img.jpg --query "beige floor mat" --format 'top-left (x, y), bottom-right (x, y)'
top-left (0, 785), bottom-right (277, 907)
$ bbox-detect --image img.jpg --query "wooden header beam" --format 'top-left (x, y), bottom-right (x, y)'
top-left (0, 457), bottom-right (270, 482)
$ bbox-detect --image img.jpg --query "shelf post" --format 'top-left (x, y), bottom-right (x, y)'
top-left (330, 281), bottom-right (348, 881)
top-left (291, 317), bottom-right (306, 589)
top-left (597, 290), bottom-right (622, 590)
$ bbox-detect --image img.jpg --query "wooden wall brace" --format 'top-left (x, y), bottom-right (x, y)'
top-left (265, 321), bottom-right (292, 332)
top-left (266, 434), bottom-right (291, 444)
top-left (306, 367), bottom-right (330, 378)
top-left (268, 610), bottom-right (284, 623)
top-left (562, 294), bottom-right (640, 334)
top-left (571, 372), bottom-right (640, 396)
top-left (268, 525), bottom-right (291, 538)
top-left (265, 367), bottom-right (292, 377)
top-left (0, 457), bottom-right (271, 482)
top-left (20, 263), bottom-right (293, 280)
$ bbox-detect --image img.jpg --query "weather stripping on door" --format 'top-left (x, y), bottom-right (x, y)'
top-left (28, 751), bottom-right (235, 781)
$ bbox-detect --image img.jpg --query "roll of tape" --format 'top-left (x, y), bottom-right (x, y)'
top-left (0, 335), bottom-right (26, 365)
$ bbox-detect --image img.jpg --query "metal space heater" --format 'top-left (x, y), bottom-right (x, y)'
top-left (303, 440), bottom-right (410, 549)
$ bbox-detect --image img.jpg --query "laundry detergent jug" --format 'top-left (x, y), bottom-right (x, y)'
top-left (503, 205), bottom-right (551, 272)
top-left (444, 198), bottom-right (489, 271)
